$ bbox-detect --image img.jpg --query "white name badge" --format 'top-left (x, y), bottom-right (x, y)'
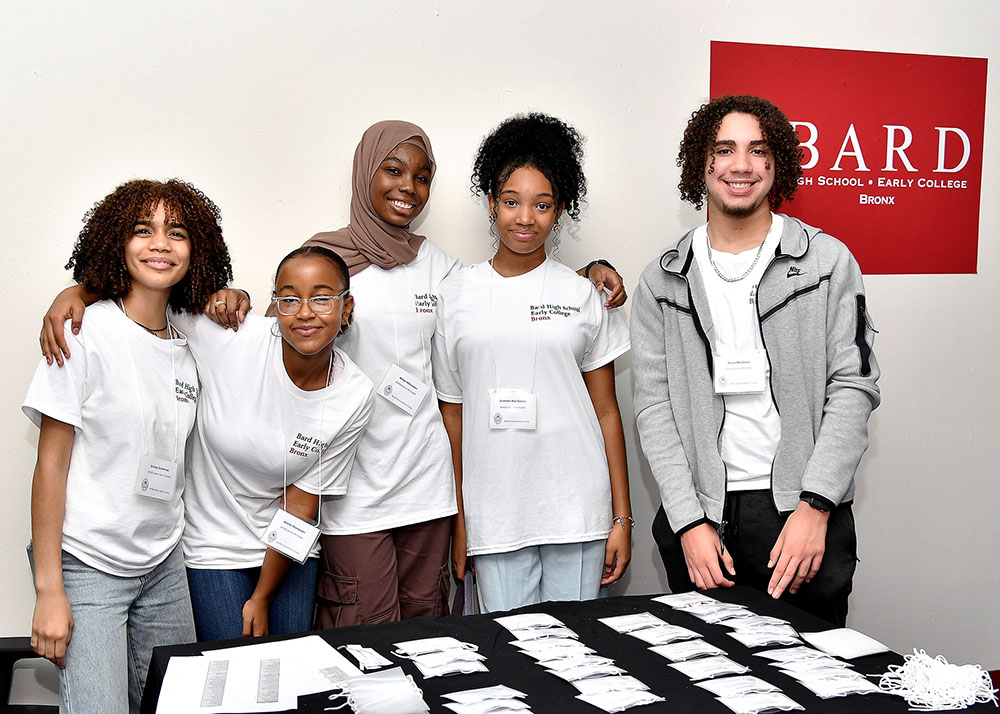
top-left (135, 456), bottom-right (177, 501)
top-left (261, 508), bottom-right (321, 564)
top-left (489, 389), bottom-right (537, 430)
top-left (714, 349), bottom-right (768, 394)
top-left (377, 363), bottom-right (429, 416)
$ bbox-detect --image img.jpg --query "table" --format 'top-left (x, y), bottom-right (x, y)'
top-left (141, 586), bottom-right (994, 713)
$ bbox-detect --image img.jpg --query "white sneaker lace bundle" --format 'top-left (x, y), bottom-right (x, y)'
top-left (878, 649), bottom-right (998, 710)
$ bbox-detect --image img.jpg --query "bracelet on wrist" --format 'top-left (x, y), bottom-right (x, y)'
top-left (585, 259), bottom-right (617, 279)
top-left (613, 515), bottom-right (635, 530)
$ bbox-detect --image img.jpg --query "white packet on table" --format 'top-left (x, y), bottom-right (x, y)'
top-left (652, 592), bottom-right (716, 608)
top-left (669, 655), bottom-right (750, 681)
top-left (575, 689), bottom-right (666, 712)
top-left (649, 639), bottom-right (726, 662)
top-left (572, 676), bottom-right (651, 695)
top-left (715, 691), bottom-right (804, 713)
top-left (598, 612), bottom-right (668, 633)
top-left (695, 675), bottom-right (780, 697)
top-left (800, 628), bottom-right (888, 659)
top-left (442, 685), bottom-right (527, 704)
top-left (629, 624), bottom-right (700, 646)
top-left (393, 637), bottom-right (477, 657)
top-left (412, 658), bottom-right (489, 678)
top-left (753, 646), bottom-right (829, 663)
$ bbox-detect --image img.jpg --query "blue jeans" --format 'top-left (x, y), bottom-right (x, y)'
top-left (186, 558), bottom-right (319, 642)
top-left (474, 540), bottom-right (605, 613)
top-left (28, 545), bottom-right (195, 714)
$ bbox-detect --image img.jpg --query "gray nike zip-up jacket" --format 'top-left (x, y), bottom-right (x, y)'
top-left (631, 215), bottom-right (881, 534)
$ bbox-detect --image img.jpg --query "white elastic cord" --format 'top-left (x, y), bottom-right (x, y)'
top-left (878, 648), bottom-right (999, 710)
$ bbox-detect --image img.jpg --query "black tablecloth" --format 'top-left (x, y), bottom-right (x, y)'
top-left (141, 586), bottom-right (993, 713)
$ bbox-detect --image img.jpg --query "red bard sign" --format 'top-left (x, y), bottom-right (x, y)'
top-left (710, 42), bottom-right (987, 274)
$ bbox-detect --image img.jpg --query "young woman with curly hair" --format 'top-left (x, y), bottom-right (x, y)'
top-left (433, 113), bottom-right (634, 612)
top-left (23, 179), bottom-right (232, 713)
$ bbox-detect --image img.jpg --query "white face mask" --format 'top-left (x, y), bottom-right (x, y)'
top-left (325, 668), bottom-right (428, 714)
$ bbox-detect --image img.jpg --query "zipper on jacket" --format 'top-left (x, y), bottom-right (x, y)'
top-left (716, 394), bottom-right (729, 553)
top-left (755, 251), bottom-right (784, 513)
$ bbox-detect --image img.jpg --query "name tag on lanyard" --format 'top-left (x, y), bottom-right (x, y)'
top-left (713, 349), bottom-right (768, 394)
top-left (261, 508), bottom-right (321, 564)
top-left (489, 388), bottom-right (537, 430)
top-left (377, 363), bottom-right (430, 416)
top-left (135, 456), bottom-right (178, 501)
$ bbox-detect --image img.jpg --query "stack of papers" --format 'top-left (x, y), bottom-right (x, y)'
top-left (155, 636), bottom-right (361, 713)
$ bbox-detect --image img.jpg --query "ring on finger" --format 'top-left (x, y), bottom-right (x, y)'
top-left (214, 300), bottom-right (225, 308)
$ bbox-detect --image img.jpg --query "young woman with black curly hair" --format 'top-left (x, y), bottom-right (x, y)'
top-left (23, 179), bottom-right (232, 713)
top-left (433, 113), bottom-right (634, 612)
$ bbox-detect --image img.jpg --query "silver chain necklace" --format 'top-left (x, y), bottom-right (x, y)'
top-left (705, 232), bottom-right (767, 283)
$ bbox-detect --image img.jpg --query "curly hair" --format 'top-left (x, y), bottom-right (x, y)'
top-left (471, 112), bottom-right (587, 221)
top-left (677, 95), bottom-right (803, 211)
top-left (65, 179), bottom-right (233, 313)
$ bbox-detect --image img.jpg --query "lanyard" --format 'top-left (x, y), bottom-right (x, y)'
top-left (488, 259), bottom-right (548, 393)
top-left (369, 263), bottom-right (431, 385)
top-left (278, 349), bottom-right (333, 528)
top-left (119, 300), bottom-right (179, 461)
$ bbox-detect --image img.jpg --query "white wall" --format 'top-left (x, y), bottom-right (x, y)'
top-left (2, 0), bottom-right (996, 668)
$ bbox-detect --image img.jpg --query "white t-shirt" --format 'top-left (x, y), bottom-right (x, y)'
top-left (22, 300), bottom-right (198, 576)
top-left (433, 257), bottom-right (631, 557)
top-left (174, 313), bottom-right (375, 568)
top-left (320, 239), bottom-right (461, 534)
top-left (694, 213), bottom-right (783, 491)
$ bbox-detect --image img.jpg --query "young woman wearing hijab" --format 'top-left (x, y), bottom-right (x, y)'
top-left (41, 121), bottom-right (628, 628)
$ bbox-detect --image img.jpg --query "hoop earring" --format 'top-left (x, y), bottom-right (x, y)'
top-left (270, 319), bottom-right (281, 338)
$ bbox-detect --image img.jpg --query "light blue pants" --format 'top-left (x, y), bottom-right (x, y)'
top-left (474, 540), bottom-right (605, 613)
top-left (30, 545), bottom-right (195, 714)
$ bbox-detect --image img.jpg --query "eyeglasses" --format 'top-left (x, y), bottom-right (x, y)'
top-left (271, 289), bottom-right (349, 316)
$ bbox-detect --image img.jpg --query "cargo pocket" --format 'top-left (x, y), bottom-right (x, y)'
top-left (315, 572), bottom-right (361, 629)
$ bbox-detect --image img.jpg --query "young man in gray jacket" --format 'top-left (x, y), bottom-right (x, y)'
top-left (631, 95), bottom-right (880, 625)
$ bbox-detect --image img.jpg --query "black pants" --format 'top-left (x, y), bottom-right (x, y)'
top-left (652, 490), bottom-right (858, 626)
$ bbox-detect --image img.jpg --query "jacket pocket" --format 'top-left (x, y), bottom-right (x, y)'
top-left (854, 295), bottom-right (876, 377)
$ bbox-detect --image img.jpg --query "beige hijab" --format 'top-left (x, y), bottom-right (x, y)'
top-left (306, 120), bottom-right (436, 276)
